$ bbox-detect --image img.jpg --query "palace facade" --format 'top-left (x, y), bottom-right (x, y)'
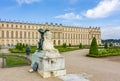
top-left (0, 21), bottom-right (101, 47)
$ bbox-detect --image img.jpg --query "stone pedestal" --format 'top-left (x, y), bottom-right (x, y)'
top-left (31, 51), bottom-right (66, 78)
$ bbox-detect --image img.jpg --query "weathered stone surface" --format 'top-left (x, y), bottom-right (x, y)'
top-left (31, 30), bottom-right (66, 78)
top-left (31, 51), bottom-right (66, 78)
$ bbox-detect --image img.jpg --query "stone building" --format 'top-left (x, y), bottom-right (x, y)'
top-left (0, 21), bottom-right (101, 47)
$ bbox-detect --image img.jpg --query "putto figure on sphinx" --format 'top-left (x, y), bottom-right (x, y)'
top-left (29, 29), bottom-right (66, 78)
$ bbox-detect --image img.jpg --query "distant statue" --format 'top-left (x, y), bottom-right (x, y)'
top-left (26, 44), bottom-right (31, 56)
top-left (38, 29), bottom-right (49, 51)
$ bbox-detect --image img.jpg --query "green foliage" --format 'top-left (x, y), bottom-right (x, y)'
top-left (55, 46), bottom-right (79, 52)
top-left (22, 43), bottom-right (25, 48)
top-left (109, 42), bottom-right (113, 47)
top-left (89, 37), bottom-right (98, 55)
top-left (19, 43), bottom-right (23, 50)
top-left (6, 56), bottom-right (29, 67)
top-left (16, 43), bottom-right (23, 50)
top-left (62, 43), bottom-right (67, 48)
top-left (88, 48), bottom-right (120, 57)
top-left (79, 43), bottom-right (82, 49)
top-left (104, 43), bottom-right (108, 49)
top-left (69, 43), bottom-right (71, 47)
top-left (16, 43), bottom-right (19, 49)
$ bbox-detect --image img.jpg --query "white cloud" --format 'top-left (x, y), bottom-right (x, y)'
top-left (101, 26), bottom-right (120, 39)
top-left (85, 0), bottom-right (120, 18)
top-left (54, 12), bottom-right (82, 20)
top-left (16, 0), bottom-right (41, 5)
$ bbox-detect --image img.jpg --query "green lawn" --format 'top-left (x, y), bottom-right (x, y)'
top-left (6, 56), bottom-right (29, 67)
top-left (55, 46), bottom-right (80, 52)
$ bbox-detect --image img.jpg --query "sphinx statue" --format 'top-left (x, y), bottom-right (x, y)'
top-left (30, 29), bottom-right (66, 78)
top-left (42, 30), bottom-right (59, 54)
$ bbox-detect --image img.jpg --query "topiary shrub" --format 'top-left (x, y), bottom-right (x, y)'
top-left (16, 43), bottom-right (23, 50)
top-left (69, 43), bottom-right (71, 47)
top-left (104, 43), bottom-right (108, 49)
top-left (22, 43), bottom-right (25, 48)
top-left (62, 43), bottom-right (67, 48)
top-left (109, 42), bottom-right (113, 47)
top-left (16, 43), bottom-right (19, 49)
top-left (89, 37), bottom-right (98, 55)
top-left (79, 43), bottom-right (82, 49)
top-left (19, 43), bottom-right (23, 50)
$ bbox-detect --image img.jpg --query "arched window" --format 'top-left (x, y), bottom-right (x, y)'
top-left (2, 24), bottom-right (4, 27)
top-left (32, 32), bottom-right (34, 38)
top-left (24, 25), bottom-right (26, 29)
top-left (7, 24), bottom-right (9, 27)
top-left (16, 25), bottom-right (18, 28)
top-left (2, 31), bottom-right (4, 38)
top-left (54, 40), bottom-right (56, 45)
top-left (7, 31), bottom-right (9, 38)
top-left (11, 31), bottom-right (14, 38)
top-left (20, 25), bottom-right (22, 28)
top-left (28, 32), bottom-right (30, 38)
top-left (58, 40), bottom-right (60, 45)
top-left (36, 32), bottom-right (38, 39)
top-left (11, 24), bottom-right (13, 28)
top-left (16, 31), bottom-right (18, 38)
top-left (24, 32), bottom-right (26, 38)
top-left (20, 31), bottom-right (22, 38)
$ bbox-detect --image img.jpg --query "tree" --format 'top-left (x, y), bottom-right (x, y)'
top-left (18, 43), bottom-right (23, 50)
top-left (22, 43), bottom-right (25, 48)
top-left (69, 43), bottom-right (71, 47)
top-left (104, 43), bottom-right (108, 49)
top-left (109, 42), bottom-right (113, 47)
top-left (79, 43), bottom-right (82, 49)
top-left (89, 37), bottom-right (98, 55)
top-left (16, 43), bottom-right (20, 49)
top-left (62, 43), bottom-right (67, 48)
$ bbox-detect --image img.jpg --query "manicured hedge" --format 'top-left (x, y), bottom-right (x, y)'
top-left (10, 46), bottom-right (80, 53)
top-left (87, 48), bottom-right (120, 57)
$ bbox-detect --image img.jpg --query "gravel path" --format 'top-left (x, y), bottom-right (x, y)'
top-left (0, 49), bottom-right (120, 81)
top-left (62, 49), bottom-right (120, 81)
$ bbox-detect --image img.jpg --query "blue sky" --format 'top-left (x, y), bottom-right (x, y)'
top-left (0, 0), bottom-right (120, 39)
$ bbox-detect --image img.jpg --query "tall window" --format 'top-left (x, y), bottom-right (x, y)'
top-left (2, 31), bottom-right (4, 38)
top-left (20, 25), bottom-right (22, 28)
top-left (36, 32), bottom-right (38, 39)
top-left (28, 32), bottom-right (30, 38)
top-left (7, 24), bottom-right (9, 27)
top-left (2, 24), bottom-right (4, 27)
top-left (16, 25), bottom-right (18, 28)
top-left (20, 31), bottom-right (22, 38)
top-left (24, 32), bottom-right (26, 38)
top-left (16, 31), bottom-right (18, 38)
top-left (11, 24), bottom-right (13, 28)
top-left (28, 26), bottom-right (30, 29)
top-left (32, 32), bottom-right (34, 38)
top-left (7, 31), bottom-right (9, 38)
top-left (24, 25), bottom-right (26, 29)
top-left (11, 31), bottom-right (14, 38)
